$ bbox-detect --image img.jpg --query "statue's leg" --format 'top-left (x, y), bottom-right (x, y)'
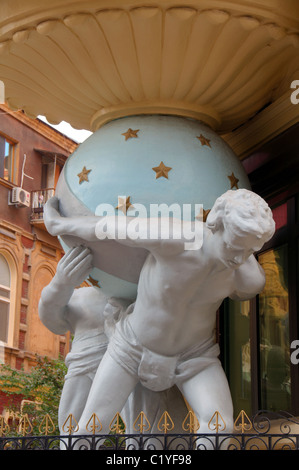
top-left (58, 375), bottom-right (93, 432)
top-left (58, 374), bottom-right (94, 450)
top-left (77, 351), bottom-right (139, 435)
top-left (177, 362), bottom-right (234, 450)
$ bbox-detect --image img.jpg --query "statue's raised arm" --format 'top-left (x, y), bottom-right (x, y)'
top-left (44, 196), bottom-right (202, 255)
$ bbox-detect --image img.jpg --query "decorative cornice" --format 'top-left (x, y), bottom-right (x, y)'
top-left (91, 100), bottom-right (221, 131)
top-left (223, 89), bottom-right (299, 159)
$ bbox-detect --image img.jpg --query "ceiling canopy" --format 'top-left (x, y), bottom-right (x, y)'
top-left (0, 1), bottom-right (298, 132)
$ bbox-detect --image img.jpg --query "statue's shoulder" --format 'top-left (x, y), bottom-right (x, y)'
top-left (69, 286), bottom-right (107, 308)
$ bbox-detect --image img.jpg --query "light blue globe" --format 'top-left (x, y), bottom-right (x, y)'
top-left (55, 115), bottom-right (250, 298)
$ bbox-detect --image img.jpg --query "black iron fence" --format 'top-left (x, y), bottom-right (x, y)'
top-left (1, 410), bottom-right (299, 450)
top-left (1, 431), bottom-right (299, 451)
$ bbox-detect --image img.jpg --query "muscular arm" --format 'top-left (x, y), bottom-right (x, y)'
top-left (38, 247), bottom-right (93, 334)
top-left (45, 196), bottom-right (201, 255)
top-left (230, 255), bottom-right (266, 301)
top-left (95, 215), bottom-right (201, 255)
top-left (44, 197), bottom-right (175, 252)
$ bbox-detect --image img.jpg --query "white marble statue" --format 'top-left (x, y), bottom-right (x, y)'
top-left (43, 189), bottom-right (275, 443)
top-left (39, 245), bottom-right (188, 445)
top-left (38, 246), bottom-right (130, 432)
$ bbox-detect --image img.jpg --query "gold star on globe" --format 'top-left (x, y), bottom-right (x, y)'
top-left (197, 134), bottom-right (211, 148)
top-left (121, 128), bottom-right (139, 141)
top-left (87, 276), bottom-right (101, 288)
top-left (228, 172), bottom-right (239, 189)
top-left (77, 166), bottom-right (91, 184)
top-left (152, 161), bottom-right (172, 179)
top-left (116, 196), bottom-right (134, 214)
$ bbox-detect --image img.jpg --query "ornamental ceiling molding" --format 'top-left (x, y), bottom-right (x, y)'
top-left (223, 88), bottom-right (299, 159)
top-left (0, 1), bottom-right (298, 35)
top-left (0, 4), bottom-right (298, 133)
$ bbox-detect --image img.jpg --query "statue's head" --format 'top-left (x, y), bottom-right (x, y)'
top-left (206, 189), bottom-right (275, 268)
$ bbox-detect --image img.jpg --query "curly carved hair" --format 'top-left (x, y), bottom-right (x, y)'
top-left (206, 189), bottom-right (275, 242)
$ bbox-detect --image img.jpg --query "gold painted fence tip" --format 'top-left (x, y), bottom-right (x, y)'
top-left (0, 409), bottom-right (255, 436)
top-left (62, 409), bottom-right (230, 435)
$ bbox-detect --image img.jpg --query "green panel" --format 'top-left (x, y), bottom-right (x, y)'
top-left (224, 299), bottom-right (252, 417)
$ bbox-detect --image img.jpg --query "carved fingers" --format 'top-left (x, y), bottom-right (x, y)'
top-left (57, 246), bottom-right (93, 287)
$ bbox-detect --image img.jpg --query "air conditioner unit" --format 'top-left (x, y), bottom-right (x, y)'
top-left (10, 187), bottom-right (31, 207)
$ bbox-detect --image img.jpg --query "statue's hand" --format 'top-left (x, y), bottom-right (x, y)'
top-left (44, 196), bottom-right (99, 242)
top-left (55, 246), bottom-right (93, 288)
top-left (43, 196), bottom-right (65, 236)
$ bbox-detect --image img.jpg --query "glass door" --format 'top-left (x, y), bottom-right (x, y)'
top-left (222, 194), bottom-right (299, 416)
top-left (223, 299), bottom-right (252, 417)
top-left (258, 245), bottom-right (291, 412)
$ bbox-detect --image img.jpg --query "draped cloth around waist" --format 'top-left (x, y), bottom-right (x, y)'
top-left (107, 316), bottom-right (221, 392)
top-left (65, 329), bottom-right (108, 380)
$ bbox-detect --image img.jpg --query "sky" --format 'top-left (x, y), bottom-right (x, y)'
top-left (38, 115), bottom-right (93, 143)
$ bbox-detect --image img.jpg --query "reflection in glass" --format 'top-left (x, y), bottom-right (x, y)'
top-left (0, 254), bottom-right (10, 287)
top-left (258, 245), bottom-right (290, 412)
top-left (226, 299), bottom-right (251, 417)
top-left (0, 137), bottom-right (16, 182)
top-left (0, 301), bottom-right (9, 343)
top-left (0, 254), bottom-right (10, 343)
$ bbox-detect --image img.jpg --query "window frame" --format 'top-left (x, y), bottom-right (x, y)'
top-left (0, 251), bottom-right (17, 347)
top-left (221, 193), bottom-right (299, 416)
top-left (256, 194), bottom-right (299, 414)
top-left (0, 286), bottom-right (10, 344)
top-left (0, 132), bottom-right (19, 186)
top-left (221, 122), bottom-right (299, 416)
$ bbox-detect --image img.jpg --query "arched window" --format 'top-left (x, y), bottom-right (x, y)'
top-left (0, 254), bottom-right (11, 343)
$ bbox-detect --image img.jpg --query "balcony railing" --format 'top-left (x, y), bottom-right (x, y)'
top-left (30, 188), bottom-right (54, 222)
